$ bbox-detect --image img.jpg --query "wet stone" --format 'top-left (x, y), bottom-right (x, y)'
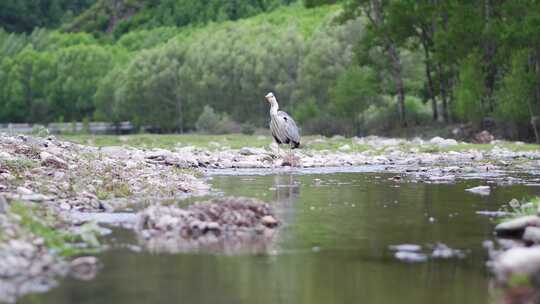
top-left (389, 244), bottom-right (422, 252)
top-left (70, 256), bottom-right (100, 281)
top-left (465, 185), bottom-right (491, 196)
top-left (431, 243), bottom-right (465, 259)
top-left (493, 247), bottom-right (540, 282)
top-left (136, 197), bottom-right (279, 254)
top-left (523, 226), bottom-right (540, 244)
top-left (261, 215), bottom-right (278, 228)
top-left (394, 251), bottom-right (427, 263)
top-left (495, 215), bottom-right (540, 236)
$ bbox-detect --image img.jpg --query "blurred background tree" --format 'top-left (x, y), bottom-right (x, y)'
top-left (1, 0), bottom-right (540, 141)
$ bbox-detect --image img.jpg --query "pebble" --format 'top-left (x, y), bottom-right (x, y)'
top-left (431, 243), bottom-right (464, 259)
top-left (465, 185), bottom-right (491, 196)
top-left (70, 256), bottom-right (100, 281)
top-left (389, 244), bottom-right (422, 252)
top-left (261, 215), bottom-right (278, 227)
top-left (16, 187), bottom-right (33, 195)
top-left (394, 251), bottom-right (427, 263)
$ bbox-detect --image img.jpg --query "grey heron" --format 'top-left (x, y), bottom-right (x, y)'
top-left (265, 92), bottom-right (300, 153)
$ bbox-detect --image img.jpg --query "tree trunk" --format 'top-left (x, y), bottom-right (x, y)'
top-left (483, 0), bottom-right (497, 113)
top-left (532, 47), bottom-right (540, 143)
top-left (176, 96), bottom-right (183, 133)
top-left (370, 0), bottom-right (407, 126)
top-left (438, 64), bottom-right (449, 123)
top-left (421, 29), bottom-right (437, 121)
top-left (391, 46), bottom-right (407, 126)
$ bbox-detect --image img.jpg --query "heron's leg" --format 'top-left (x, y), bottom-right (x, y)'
top-left (289, 145), bottom-right (294, 158)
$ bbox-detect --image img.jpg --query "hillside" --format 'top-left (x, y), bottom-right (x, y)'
top-left (63, 0), bottom-right (297, 37)
top-left (2, 1), bottom-right (540, 141)
top-left (0, 3), bottom-right (357, 133)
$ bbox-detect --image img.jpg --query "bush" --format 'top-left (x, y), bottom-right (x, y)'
top-left (195, 106), bottom-right (220, 133)
top-left (195, 106), bottom-right (240, 134)
top-left (404, 96), bottom-right (431, 126)
top-left (215, 114), bottom-right (241, 134)
top-left (302, 113), bottom-right (351, 136)
top-left (82, 116), bottom-right (90, 133)
top-left (241, 122), bottom-right (256, 135)
top-left (359, 96), bottom-right (431, 134)
top-left (453, 52), bottom-right (486, 122)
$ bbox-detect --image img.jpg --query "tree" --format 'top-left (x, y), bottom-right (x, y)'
top-left (347, 0), bottom-right (408, 126)
top-left (330, 65), bottom-right (379, 133)
top-left (115, 44), bottom-right (188, 132)
top-left (49, 44), bottom-right (113, 121)
top-left (0, 46), bottom-right (55, 123)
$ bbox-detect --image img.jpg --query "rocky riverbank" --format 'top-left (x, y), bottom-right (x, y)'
top-left (0, 134), bottom-right (210, 303)
top-left (485, 199), bottom-right (540, 302)
top-left (1, 133), bottom-right (540, 302)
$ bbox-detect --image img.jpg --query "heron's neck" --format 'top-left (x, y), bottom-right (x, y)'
top-left (269, 99), bottom-right (279, 116)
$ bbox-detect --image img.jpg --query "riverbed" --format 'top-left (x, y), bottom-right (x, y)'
top-left (19, 171), bottom-right (540, 304)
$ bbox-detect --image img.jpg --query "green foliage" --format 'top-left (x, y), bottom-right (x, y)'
top-left (4, 0), bottom-right (540, 139)
top-left (64, 0), bottom-right (295, 36)
top-left (49, 44), bottom-right (114, 121)
top-left (241, 122), bottom-right (256, 135)
top-left (404, 96), bottom-right (431, 125)
top-left (0, 158), bottom-right (39, 180)
top-left (304, 0), bottom-right (337, 8)
top-left (113, 44), bottom-right (188, 131)
top-left (293, 99), bottom-right (320, 125)
top-left (496, 50), bottom-right (538, 123)
top-left (195, 106), bottom-right (239, 134)
top-left (499, 197), bottom-right (540, 223)
top-left (359, 96), bottom-right (430, 134)
top-left (0, 0), bottom-right (96, 32)
top-left (0, 46), bottom-right (56, 123)
top-left (330, 66), bottom-right (379, 120)
top-left (9, 201), bottom-right (99, 256)
top-left (453, 53), bottom-right (486, 123)
top-left (195, 106), bottom-right (221, 134)
top-left (116, 26), bottom-right (178, 51)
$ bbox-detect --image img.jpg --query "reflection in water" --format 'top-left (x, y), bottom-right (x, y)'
top-left (19, 173), bottom-right (540, 304)
top-left (272, 174), bottom-right (300, 204)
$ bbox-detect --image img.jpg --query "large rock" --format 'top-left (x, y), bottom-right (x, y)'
top-left (523, 226), bottom-right (540, 244)
top-left (40, 151), bottom-right (68, 169)
top-left (493, 247), bottom-right (540, 282)
top-left (239, 147), bottom-right (264, 156)
top-left (495, 215), bottom-right (540, 236)
top-left (429, 136), bottom-right (458, 147)
top-left (136, 197), bottom-right (279, 254)
top-left (473, 130), bottom-right (494, 144)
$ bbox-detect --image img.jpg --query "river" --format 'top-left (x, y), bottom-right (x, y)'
top-left (20, 171), bottom-right (540, 304)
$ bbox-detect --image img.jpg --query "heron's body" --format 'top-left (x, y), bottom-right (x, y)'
top-left (266, 93), bottom-right (300, 149)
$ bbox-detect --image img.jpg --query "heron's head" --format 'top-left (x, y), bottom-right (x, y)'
top-left (265, 92), bottom-right (276, 103)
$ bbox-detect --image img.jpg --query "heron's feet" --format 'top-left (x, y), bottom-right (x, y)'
top-left (281, 151), bottom-right (301, 167)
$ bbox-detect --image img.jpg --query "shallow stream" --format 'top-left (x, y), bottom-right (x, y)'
top-left (20, 172), bottom-right (540, 304)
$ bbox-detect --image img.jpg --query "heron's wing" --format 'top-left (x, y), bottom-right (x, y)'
top-left (277, 111), bottom-right (300, 143)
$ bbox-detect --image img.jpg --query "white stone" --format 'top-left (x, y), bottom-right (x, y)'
top-left (494, 247), bottom-right (540, 281)
top-left (338, 144), bottom-right (351, 151)
top-left (16, 187), bottom-right (33, 195)
top-left (465, 185), bottom-right (491, 196)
